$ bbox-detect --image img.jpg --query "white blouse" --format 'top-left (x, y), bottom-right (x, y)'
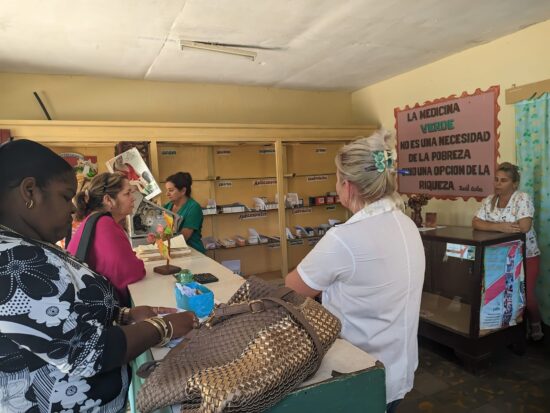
top-left (297, 197), bottom-right (425, 403)
top-left (475, 191), bottom-right (540, 257)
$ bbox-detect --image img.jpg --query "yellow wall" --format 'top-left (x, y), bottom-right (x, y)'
top-left (4, 20), bottom-right (550, 225)
top-left (0, 73), bottom-right (352, 125)
top-left (352, 19), bottom-right (550, 226)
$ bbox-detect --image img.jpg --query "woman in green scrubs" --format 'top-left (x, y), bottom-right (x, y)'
top-left (164, 172), bottom-right (206, 253)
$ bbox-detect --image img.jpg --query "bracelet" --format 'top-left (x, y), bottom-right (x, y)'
top-left (164, 320), bottom-right (174, 345)
top-left (116, 307), bottom-right (131, 325)
top-left (143, 318), bottom-right (164, 343)
top-left (122, 307), bottom-right (131, 324)
top-left (143, 317), bottom-right (173, 346)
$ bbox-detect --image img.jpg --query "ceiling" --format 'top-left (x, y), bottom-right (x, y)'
top-left (1, 0), bottom-right (550, 91)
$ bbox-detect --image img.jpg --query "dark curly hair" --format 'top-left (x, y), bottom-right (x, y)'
top-left (166, 172), bottom-right (192, 197)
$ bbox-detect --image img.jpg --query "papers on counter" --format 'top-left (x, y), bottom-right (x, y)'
top-left (169, 235), bottom-right (188, 249)
top-left (418, 225), bottom-right (446, 232)
top-left (134, 235), bottom-right (191, 261)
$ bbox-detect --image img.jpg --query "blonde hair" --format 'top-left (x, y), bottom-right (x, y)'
top-left (74, 172), bottom-right (127, 220)
top-left (335, 130), bottom-right (402, 208)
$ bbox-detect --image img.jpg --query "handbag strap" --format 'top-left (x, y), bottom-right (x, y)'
top-left (75, 212), bottom-right (111, 262)
top-left (210, 286), bottom-right (293, 319)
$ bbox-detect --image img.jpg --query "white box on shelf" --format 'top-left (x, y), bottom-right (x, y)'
top-left (220, 238), bottom-right (236, 248)
top-left (221, 203), bottom-right (247, 214)
top-left (202, 207), bottom-right (217, 215)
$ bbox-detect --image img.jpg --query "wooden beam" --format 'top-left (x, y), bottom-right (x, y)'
top-left (0, 120), bottom-right (375, 143)
top-left (149, 140), bottom-right (160, 191)
top-left (275, 139), bottom-right (288, 278)
top-left (505, 79), bottom-right (550, 104)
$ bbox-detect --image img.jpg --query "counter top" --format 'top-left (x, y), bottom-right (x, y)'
top-left (419, 225), bottom-right (525, 246)
top-left (128, 249), bottom-right (380, 389)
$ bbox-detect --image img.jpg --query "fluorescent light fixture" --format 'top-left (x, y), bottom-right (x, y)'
top-left (180, 40), bottom-right (257, 61)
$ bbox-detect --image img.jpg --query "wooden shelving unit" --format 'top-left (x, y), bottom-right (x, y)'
top-left (1, 120), bottom-right (374, 280)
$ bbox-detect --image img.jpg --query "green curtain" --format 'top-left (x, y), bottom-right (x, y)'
top-left (515, 93), bottom-right (550, 324)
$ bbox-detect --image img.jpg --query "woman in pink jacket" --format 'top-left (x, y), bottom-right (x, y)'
top-left (68, 172), bottom-right (145, 305)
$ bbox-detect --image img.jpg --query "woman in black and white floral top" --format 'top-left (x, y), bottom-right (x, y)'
top-left (0, 140), bottom-right (197, 412)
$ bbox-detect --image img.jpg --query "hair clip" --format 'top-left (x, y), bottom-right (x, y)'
top-left (371, 150), bottom-right (396, 173)
top-left (372, 151), bottom-right (386, 172)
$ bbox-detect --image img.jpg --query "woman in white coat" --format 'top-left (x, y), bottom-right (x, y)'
top-left (286, 130), bottom-right (426, 412)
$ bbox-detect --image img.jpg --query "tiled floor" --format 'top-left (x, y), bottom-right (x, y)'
top-left (398, 336), bottom-right (550, 413)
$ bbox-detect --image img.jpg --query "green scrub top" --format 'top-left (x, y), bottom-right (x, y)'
top-left (164, 198), bottom-right (206, 253)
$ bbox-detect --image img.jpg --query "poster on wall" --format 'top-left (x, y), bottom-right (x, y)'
top-left (395, 86), bottom-right (500, 199)
top-left (480, 241), bottom-right (525, 330)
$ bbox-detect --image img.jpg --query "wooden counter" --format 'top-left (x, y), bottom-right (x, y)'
top-left (419, 226), bottom-right (527, 372)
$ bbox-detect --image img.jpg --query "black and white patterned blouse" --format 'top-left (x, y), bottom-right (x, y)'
top-left (0, 227), bottom-right (129, 412)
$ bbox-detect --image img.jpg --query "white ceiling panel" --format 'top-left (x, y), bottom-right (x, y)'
top-left (1, 0), bottom-right (549, 90)
top-left (0, 0), bottom-right (187, 77)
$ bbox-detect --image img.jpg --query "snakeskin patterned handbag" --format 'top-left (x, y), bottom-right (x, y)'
top-left (136, 276), bottom-right (341, 413)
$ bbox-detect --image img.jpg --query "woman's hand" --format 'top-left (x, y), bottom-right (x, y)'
top-left (163, 311), bottom-right (197, 338)
top-left (498, 222), bottom-right (521, 233)
top-left (128, 306), bottom-right (177, 323)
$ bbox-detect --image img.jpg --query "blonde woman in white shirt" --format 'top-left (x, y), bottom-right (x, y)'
top-left (285, 130), bottom-right (425, 412)
top-left (473, 162), bottom-right (543, 341)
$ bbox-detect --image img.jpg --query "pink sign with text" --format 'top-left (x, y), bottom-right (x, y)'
top-left (395, 86), bottom-right (500, 199)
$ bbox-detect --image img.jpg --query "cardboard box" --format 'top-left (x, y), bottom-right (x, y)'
top-left (309, 196), bottom-right (326, 206)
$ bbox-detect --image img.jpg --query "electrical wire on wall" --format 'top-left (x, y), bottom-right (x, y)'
top-left (33, 91), bottom-right (52, 120)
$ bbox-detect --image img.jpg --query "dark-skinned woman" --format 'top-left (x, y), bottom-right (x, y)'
top-left (0, 140), bottom-right (197, 412)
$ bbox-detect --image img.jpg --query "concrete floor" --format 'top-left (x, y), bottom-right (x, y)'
top-left (398, 334), bottom-right (550, 413)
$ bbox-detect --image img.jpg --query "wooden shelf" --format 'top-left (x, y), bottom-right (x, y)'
top-left (420, 291), bottom-right (502, 339)
top-left (285, 172), bottom-right (337, 178)
top-left (203, 203), bottom-right (342, 218)
top-left (203, 208), bottom-right (279, 217)
top-left (216, 176), bottom-right (277, 181)
top-left (420, 291), bottom-right (471, 336)
top-left (204, 234), bottom-right (324, 251)
top-left (289, 203), bottom-right (342, 209)
top-left (160, 176), bottom-right (277, 183)
top-left (19, 122), bottom-right (376, 278)
top-left (288, 235), bottom-right (323, 244)
top-left (252, 270), bottom-right (284, 284)
top-left (203, 204), bottom-right (342, 217)
top-left (160, 178), bottom-right (215, 183)
top-left (205, 241), bottom-right (280, 251)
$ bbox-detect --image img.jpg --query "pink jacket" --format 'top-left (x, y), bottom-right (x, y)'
top-left (68, 215), bottom-right (145, 302)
